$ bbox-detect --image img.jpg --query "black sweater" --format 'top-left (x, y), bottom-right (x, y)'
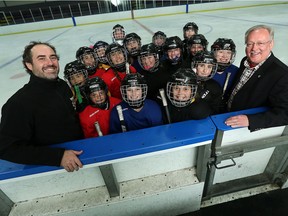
top-left (0, 75), bottom-right (83, 166)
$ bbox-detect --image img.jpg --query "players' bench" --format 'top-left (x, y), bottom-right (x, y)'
top-left (0, 117), bottom-right (216, 216)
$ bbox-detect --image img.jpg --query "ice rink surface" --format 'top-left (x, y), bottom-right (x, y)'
top-left (0, 1), bottom-right (287, 118)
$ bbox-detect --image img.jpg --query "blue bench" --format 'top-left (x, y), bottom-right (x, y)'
top-left (0, 118), bottom-right (216, 181)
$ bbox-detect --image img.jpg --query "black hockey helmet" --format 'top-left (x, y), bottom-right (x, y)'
top-left (167, 68), bottom-right (198, 107)
top-left (120, 73), bottom-right (148, 108)
top-left (191, 50), bottom-right (218, 81)
top-left (183, 22), bottom-right (199, 39)
top-left (87, 76), bottom-right (109, 109)
top-left (152, 31), bottom-right (167, 47)
top-left (138, 43), bottom-right (159, 73)
top-left (93, 41), bottom-right (109, 64)
top-left (163, 36), bottom-right (183, 52)
top-left (211, 38), bottom-right (236, 71)
top-left (123, 33), bottom-right (142, 56)
top-left (163, 36), bottom-right (183, 64)
top-left (75, 46), bottom-right (98, 75)
top-left (105, 42), bottom-right (127, 72)
top-left (112, 24), bottom-right (125, 45)
top-left (187, 34), bottom-right (208, 50)
top-left (64, 60), bottom-right (88, 87)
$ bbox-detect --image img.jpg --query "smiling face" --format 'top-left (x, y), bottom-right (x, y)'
top-left (167, 48), bottom-right (181, 60)
top-left (113, 29), bottom-right (125, 40)
top-left (245, 28), bottom-right (274, 65)
top-left (25, 44), bottom-right (59, 80)
top-left (126, 86), bottom-right (142, 101)
top-left (153, 36), bottom-right (165, 46)
top-left (172, 85), bottom-right (192, 101)
top-left (195, 63), bottom-right (213, 77)
top-left (110, 50), bottom-right (125, 65)
top-left (140, 54), bottom-right (156, 70)
top-left (82, 53), bottom-right (96, 67)
top-left (215, 50), bottom-right (233, 64)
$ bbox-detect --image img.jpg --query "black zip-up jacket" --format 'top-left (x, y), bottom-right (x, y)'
top-left (0, 74), bottom-right (83, 166)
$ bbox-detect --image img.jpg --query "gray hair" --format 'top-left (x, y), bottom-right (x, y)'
top-left (244, 25), bottom-right (274, 44)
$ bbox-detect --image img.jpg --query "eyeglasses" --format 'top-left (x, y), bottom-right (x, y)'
top-left (246, 40), bottom-right (271, 48)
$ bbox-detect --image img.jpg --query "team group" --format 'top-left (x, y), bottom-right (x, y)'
top-left (0, 22), bottom-right (287, 172)
top-left (64, 22), bottom-right (238, 138)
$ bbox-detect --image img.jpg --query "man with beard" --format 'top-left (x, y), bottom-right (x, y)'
top-left (0, 41), bottom-right (84, 172)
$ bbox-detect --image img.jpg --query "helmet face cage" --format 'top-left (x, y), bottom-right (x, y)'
top-left (121, 84), bottom-right (148, 108)
top-left (124, 34), bottom-right (142, 56)
top-left (211, 38), bottom-right (236, 71)
top-left (112, 26), bottom-right (125, 46)
top-left (138, 44), bottom-right (159, 73)
top-left (76, 47), bottom-right (98, 73)
top-left (166, 69), bottom-right (198, 107)
top-left (64, 62), bottom-right (88, 87)
top-left (106, 44), bottom-right (127, 71)
top-left (152, 31), bottom-right (167, 47)
top-left (192, 53), bottom-right (218, 81)
top-left (88, 77), bottom-right (108, 109)
top-left (93, 42), bottom-right (109, 64)
top-left (138, 53), bottom-right (159, 73)
top-left (167, 82), bottom-right (197, 107)
top-left (120, 74), bottom-right (148, 108)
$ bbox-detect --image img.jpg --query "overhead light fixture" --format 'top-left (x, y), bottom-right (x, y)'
top-left (111, 0), bottom-right (121, 6)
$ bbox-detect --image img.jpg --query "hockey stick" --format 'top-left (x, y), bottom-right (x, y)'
top-left (116, 105), bottom-right (127, 132)
top-left (94, 121), bottom-right (103, 137)
top-left (125, 62), bottom-right (130, 74)
top-left (222, 72), bottom-right (231, 96)
top-left (74, 85), bottom-right (83, 104)
top-left (159, 88), bottom-right (172, 124)
top-left (95, 121), bottom-right (120, 197)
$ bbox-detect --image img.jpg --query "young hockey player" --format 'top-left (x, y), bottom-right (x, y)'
top-left (79, 77), bottom-right (121, 138)
top-left (211, 38), bottom-right (239, 98)
top-left (161, 68), bottom-right (212, 123)
top-left (109, 73), bottom-right (163, 133)
top-left (64, 60), bottom-right (89, 112)
top-left (101, 43), bottom-right (137, 99)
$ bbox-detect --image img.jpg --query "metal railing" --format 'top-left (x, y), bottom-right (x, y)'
top-left (0, 0), bottom-right (223, 26)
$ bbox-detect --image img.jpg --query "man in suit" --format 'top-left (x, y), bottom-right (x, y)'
top-left (225, 25), bottom-right (288, 131)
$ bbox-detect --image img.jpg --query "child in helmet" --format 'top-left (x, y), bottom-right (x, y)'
top-left (101, 42), bottom-right (137, 99)
top-left (79, 77), bottom-right (121, 138)
top-left (76, 46), bottom-right (105, 78)
top-left (64, 60), bottom-right (89, 112)
top-left (138, 43), bottom-right (168, 101)
top-left (182, 22), bottom-right (199, 59)
top-left (211, 38), bottom-right (239, 97)
top-left (191, 50), bottom-right (224, 114)
top-left (152, 31), bottom-right (167, 60)
top-left (184, 34), bottom-right (209, 66)
top-left (109, 73), bottom-right (163, 133)
top-left (123, 32), bottom-right (142, 72)
top-left (161, 68), bottom-right (212, 123)
top-left (93, 40), bottom-right (111, 73)
top-left (161, 36), bottom-right (186, 75)
top-left (112, 24), bottom-right (125, 46)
